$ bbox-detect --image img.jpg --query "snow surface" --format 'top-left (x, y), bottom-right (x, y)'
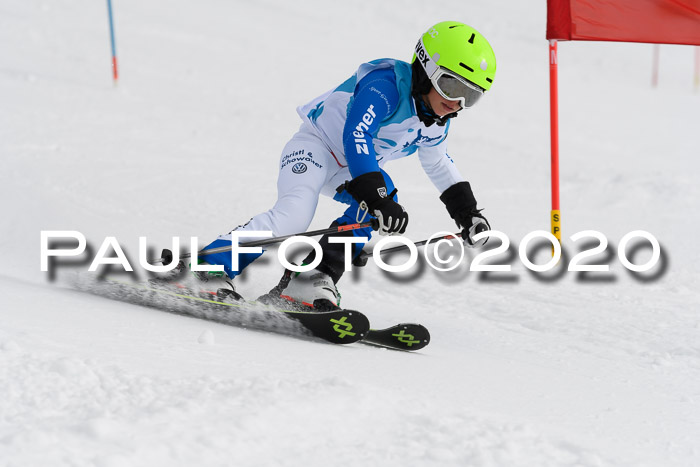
top-left (2, 0), bottom-right (700, 466)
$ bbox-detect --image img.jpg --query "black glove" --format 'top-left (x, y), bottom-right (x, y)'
top-left (440, 181), bottom-right (491, 248)
top-left (345, 171), bottom-right (408, 236)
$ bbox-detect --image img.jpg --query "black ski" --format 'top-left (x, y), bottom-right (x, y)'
top-left (73, 276), bottom-right (429, 350)
top-left (76, 278), bottom-right (369, 344)
top-left (363, 324), bottom-right (431, 351)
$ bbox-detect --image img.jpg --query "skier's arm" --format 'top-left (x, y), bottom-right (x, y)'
top-left (342, 69), bottom-right (399, 178)
top-left (342, 69), bottom-right (407, 235)
top-left (417, 139), bottom-right (464, 193)
top-left (419, 142), bottom-right (491, 247)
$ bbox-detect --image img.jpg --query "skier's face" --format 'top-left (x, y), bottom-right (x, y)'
top-left (426, 87), bottom-right (462, 116)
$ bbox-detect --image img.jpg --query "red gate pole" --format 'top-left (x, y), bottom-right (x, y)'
top-left (549, 40), bottom-right (561, 245)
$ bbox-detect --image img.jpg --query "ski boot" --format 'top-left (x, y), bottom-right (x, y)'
top-left (259, 268), bottom-right (340, 311)
top-left (189, 261), bottom-right (243, 302)
top-left (149, 258), bottom-right (242, 302)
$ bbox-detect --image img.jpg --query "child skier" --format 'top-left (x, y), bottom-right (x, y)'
top-left (196, 20), bottom-right (496, 309)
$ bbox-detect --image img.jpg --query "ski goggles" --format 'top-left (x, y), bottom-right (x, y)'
top-left (430, 68), bottom-right (484, 109)
top-left (415, 37), bottom-right (484, 109)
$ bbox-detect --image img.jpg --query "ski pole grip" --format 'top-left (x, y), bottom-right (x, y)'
top-left (370, 218), bottom-right (379, 231)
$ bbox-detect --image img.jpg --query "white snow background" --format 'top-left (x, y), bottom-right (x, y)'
top-left (1, 0), bottom-right (700, 466)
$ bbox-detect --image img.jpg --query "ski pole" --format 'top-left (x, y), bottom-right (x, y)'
top-left (153, 219), bottom-right (379, 264)
top-left (353, 231), bottom-right (463, 266)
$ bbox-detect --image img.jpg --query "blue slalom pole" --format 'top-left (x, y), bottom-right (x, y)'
top-left (106, 0), bottom-right (118, 83)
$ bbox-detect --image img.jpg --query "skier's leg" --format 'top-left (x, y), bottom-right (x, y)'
top-left (200, 129), bottom-right (332, 279)
top-left (265, 169), bottom-right (397, 309)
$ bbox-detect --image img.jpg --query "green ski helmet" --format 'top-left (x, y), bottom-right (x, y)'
top-left (412, 21), bottom-right (496, 111)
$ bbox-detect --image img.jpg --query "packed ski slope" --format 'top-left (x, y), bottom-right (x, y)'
top-left (2, 0), bottom-right (700, 466)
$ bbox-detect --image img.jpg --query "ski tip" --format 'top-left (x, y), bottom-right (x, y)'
top-left (291, 308), bottom-right (370, 345)
top-left (364, 323), bottom-right (430, 351)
